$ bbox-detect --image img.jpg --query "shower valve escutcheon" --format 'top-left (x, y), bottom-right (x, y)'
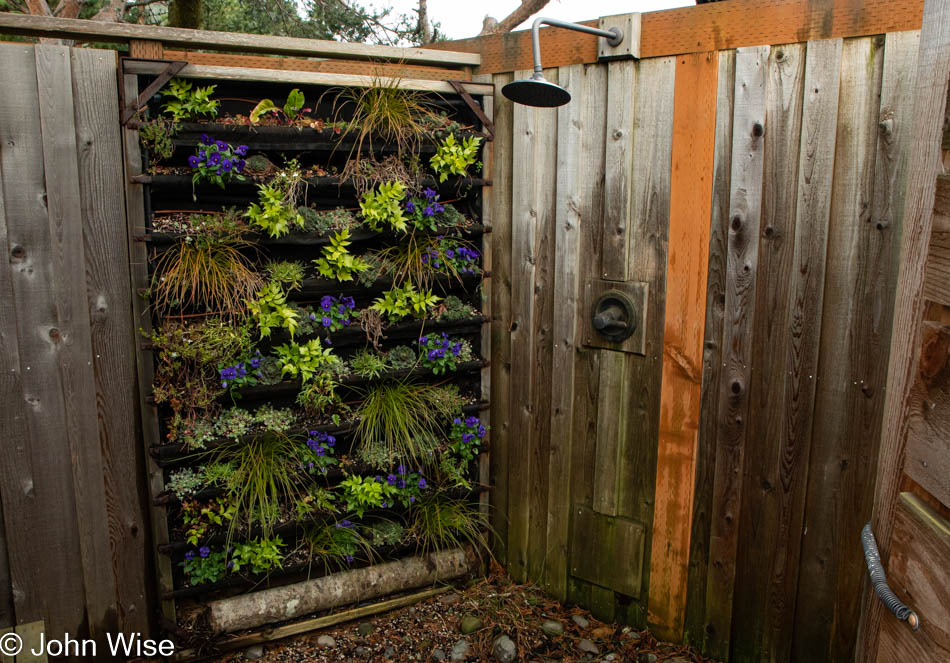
top-left (591, 291), bottom-right (637, 343)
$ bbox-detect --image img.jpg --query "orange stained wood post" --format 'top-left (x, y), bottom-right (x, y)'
top-left (648, 50), bottom-right (719, 641)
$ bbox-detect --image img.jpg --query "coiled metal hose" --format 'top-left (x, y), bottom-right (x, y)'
top-left (861, 522), bottom-right (919, 630)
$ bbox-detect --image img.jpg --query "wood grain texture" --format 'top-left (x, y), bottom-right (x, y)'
top-left (648, 50), bottom-right (719, 642)
top-left (795, 34), bottom-right (896, 663)
top-left (875, 493), bottom-right (950, 662)
top-left (488, 72), bottom-right (514, 567)
top-left (600, 60), bottom-right (636, 281)
top-left (857, 6), bottom-right (950, 659)
top-left (122, 73), bottom-right (178, 623)
top-left (729, 40), bottom-right (806, 662)
top-left (904, 322), bottom-right (950, 507)
top-left (703, 45), bottom-right (769, 661)
top-left (684, 48), bottom-right (736, 654)
top-left (0, 42), bottom-right (88, 637)
top-left (70, 47), bottom-right (150, 636)
top-left (924, 232), bottom-right (950, 305)
top-left (934, 175), bottom-right (950, 232)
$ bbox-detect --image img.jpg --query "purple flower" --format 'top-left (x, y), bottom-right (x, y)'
top-left (387, 474), bottom-right (397, 485)
top-left (310, 312), bottom-right (317, 321)
top-left (227, 561), bottom-right (234, 570)
top-left (406, 201), bottom-right (416, 213)
top-left (188, 155), bottom-right (199, 168)
top-left (320, 295), bottom-right (333, 311)
top-left (235, 159), bottom-right (246, 172)
top-left (418, 478), bottom-right (427, 489)
top-left (423, 187), bottom-right (437, 200)
top-left (343, 296), bottom-right (356, 310)
top-left (235, 145), bottom-right (248, 156)
top-left (316, 446), bottom-right (325, 456)
top-left (321, 317), bottom-right (332, 328)
top-left (433, 202), bottom-right (445, 213)
top-left (200, 133), bottom-right (212, 145)
top-left (215, 140), bottom-right (227, 150)
top-left (221, 158), bottom-right (233, 172)
top-left (185, 551), bottom-right (194, 561)
top-left (208, 152), bottom-right (221, 166)
top-left (199, 546), bottom-right (210, 558)
top-left (397, 464), bottom-right (407, 475)
top-left (345, 555), bottom-right (354, 563)
top-left (423, 206), bottom-right (434, 218)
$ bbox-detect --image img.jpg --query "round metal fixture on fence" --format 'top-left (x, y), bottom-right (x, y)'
top-left (591, 290), bottom-right (637, 343)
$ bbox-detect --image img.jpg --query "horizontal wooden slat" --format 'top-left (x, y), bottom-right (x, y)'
top-left (905, 322), bottom-right (950, 506)
top-left (0, 13), bottom-right (480, 68)
top-left (924, 232), bottom-right (950, 306)
top-left (121, 60), bottom-right (493, 96)
top-left (875, 493), bottom-right (950, 662)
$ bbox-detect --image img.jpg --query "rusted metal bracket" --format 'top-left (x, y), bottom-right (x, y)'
top-left (447, 80), bottom-right (494, 141)
top-left (118, 57), bottom-right (188, 126)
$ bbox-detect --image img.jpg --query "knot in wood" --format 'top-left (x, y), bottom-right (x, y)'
top-left (48, 328), bottom-right (61, 342)
top-left (731, 215), bottom-right (742, 231)
top-left (730, 379), bottom-right (743, 394)
top-left (752, 122), bottom-right (764, 138)
top-left (10, 245), bottom-right (25, 259)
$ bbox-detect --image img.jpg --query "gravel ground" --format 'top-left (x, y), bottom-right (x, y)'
top-left (209, 566), bottom-right (716, 662)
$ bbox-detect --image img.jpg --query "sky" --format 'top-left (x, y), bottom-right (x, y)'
top-left (380, 0), bottom-right (693, 41)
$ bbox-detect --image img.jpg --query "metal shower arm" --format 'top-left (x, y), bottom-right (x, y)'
top-left (530, 17), bottom-right (623, 75)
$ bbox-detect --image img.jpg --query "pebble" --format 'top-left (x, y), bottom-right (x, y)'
top-left (541, 620), bottom-right (564, 635)
top-left (243, 645), bottom-right (264, 660)
top-left (459, 615), bottom-right (483, 635)
top-left (440, 593), bottom-right (461, 606)
top-left (577, 639), bottom-right (599, 655)
top-left (316, 635), bottom-right (336, 647)
top-left (357, 622), bottom-right (374, 636)
top-left (355, 646), bottom-right (370, 657)
top-left (493, 635), bottom-right (517, 663)
top-left (637, 653), bottom-right (657, 663)
top-left (384, 645), bottom-right (396, 659)
top-left (605, 654), bottom-right (617, 661)
top-left (572, 614), bottom-right (590, 629)
top-left (432, 648), bottom-right (446, 661)
top-left (451, 638), bottom-right (471, 661)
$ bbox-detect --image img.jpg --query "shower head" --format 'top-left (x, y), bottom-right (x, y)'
top-left (501, 73), bottom-right (571, 108)
top-left (501, 17), bottom-right (623, 108)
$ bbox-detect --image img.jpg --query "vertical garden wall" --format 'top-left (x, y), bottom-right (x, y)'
top-left (123, 68), bottom-right (494, 642)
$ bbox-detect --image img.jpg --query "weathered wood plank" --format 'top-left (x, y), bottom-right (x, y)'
top-left (488, 72), bottom-right (514, 567)
top-left (904, 322), bottom-right (950, 506)
top-left (934, 174), bottom-right (950, 232)
top-left (122, 60), bottom-right (492, 95)
top-left (0, 42), bottom-right (88, 638)
top-left (730, 40), bottom-right (806, 661)
top-left (71, 47), bottom-right (150, 636)
top-left (684, 48), bottom-right (736, 654)
top-left (795, 34), bottom-right (896, 662)
top-left (924, 231), bottom-right (950, 305)
top-left (0, 13), bottom-right (480, 67)
top-left (648, 50), bottom-right (719, 642)
top-left (857, 4), bottom-right (950, 658)
top-left (122, 73), bottom-right (177, 623)
top-left (703, 44), bottom-right (769, 660)
top-left (600, 60), bottom-right (636, 281)
top-left (875, 493), bottom-right (950, 662)
top-left (593, 352), bottom-right (629, 517)
top-left (35, 42), bottom-right (118, 642)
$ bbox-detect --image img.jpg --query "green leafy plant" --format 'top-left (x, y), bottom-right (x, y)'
top-left (202, 462), bottom-right (236, 487)
top-left (304, 519), bottom-right (374, 568)
top-left (181, 546), bottom-right (228, 585)
top-left (371, 283), bottom-right (441, 323)
top-left (139, 118), bottom-right (177, 160)
top-left (250, 88), bottom-right (308, 124)
top-left (354, 379), bottom-right (457, 465)
top-left (367, 519), bottom-right (405, 546)
top-left (298, 206), bottom-right (360, 234)
top-left (430, 134), bottom-right (483, 183)
top-left (247, 280), bottom-right (299, 338)
top-left (264, 260), bottom-right (306, 290)
top-left (349, 348), bottom-right (387, 379)
top-left (313, 228), bottom-right (370, 281)
top-left (438, 295), bottom-right (477, 321)
top-left (150, 227), bottom-right (261, 315)
top-left (274, 338), bottom-right (338, 383)
top-left (296, 370), bottom-right (347, 417)
top-left (295, 486), bottom-right (338, 519)
top-left (360, 181), bottom-right (408, 232)
top-left (449, 415), bottom-right (487, 462)
top-left (230, 537), bottom-right (284, 575)
top-left (339, 475), bottom-right (394, 517)
top-left (386, 344), bottom-right (419, 370)
top-left (181, 497), bottom-right (236, 546)
top-left (409, 494), bottom-right (489, 554)
top-left (163, 79), bottom-right (219, 121)
top-left (247, 162), bottom-right (306, 237)
top-left (166, 467), bottom-right (204, 501)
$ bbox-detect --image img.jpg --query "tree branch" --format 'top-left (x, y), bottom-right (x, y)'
top-left (480, 0), bottom-right (551, 35)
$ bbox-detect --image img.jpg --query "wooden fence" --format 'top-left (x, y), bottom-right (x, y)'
top-left (485, 25), bottom-right (926, 663)
top-left (0, 43), bottom-right (149, 647)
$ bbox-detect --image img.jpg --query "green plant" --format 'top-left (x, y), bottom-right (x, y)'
top-left (274, 338), bottom-right (337, 383)
top-left (250, 88), bottom-right (308, 124)
top-left (367, 519), bottom-right (405, 546)
top-left (181, 497), bottom-right (236, 546)
top-left (371, 283), bottom-right (440, 323)
top-left (189, 135), bottom-right (247, 188)
top-left (213, 431), bottom-right (306, 538)
top-left (247, 280), bottom-right (299, 338)
top-left (359, 181), bottom-right (408, 232)
top-left (253, 405), bottom-right (296, 434)
top-left (230, 537), bottom-right (284, 575)
top-left (354, 379), bottom-right (456, 465)
top-left (181, 546), bottom-right (228, 585)
top-left (139, 118), bottom-right (176, 160)
top-left (247, 162), bottom-right (306, 237)
top-left (339, 475), bottom-right (394, 517)
top-left (264, 260), bottom-right (306, 290)
top-left (324, 77), bottom-right (439, 161)
top-left (163, 79), bottom-right (219, 121)
top-left (304, 519), bottom-right (374, 568)
top-left (438, 454), bottom-right (472, 490)
top-left (295, 486), bottom-right (338, 518)
top-left (350, 348), bottom-right (387, 379)
top-left (386, 345), bottom-right (418, 370)
top-left (299, 206), bottom-right (360, 233)
top-left (313, 228), bottom-right (370, 281)
top-left (150, 229), bottom-right (261, 315)
top-left (409, 494), bottom-right (489, 554)
top-left (166, 468), bottom-right (204, 501)
top-left (438, 295), bottom-right (477, 321)
top-left (202, 462), bottom-right (236, 487)
top-left (302, 430), bottom-right (338, 475)
top-left (449, 415), bottom-right (487, 462)
top-left (296, 370), bottom-right (346, 416)
top-left (314, 294), bottom-right (358, 331)
top-left (418, 333), bottom-right (471, 375)
top-left (430, 134), bottom-right (482, 183)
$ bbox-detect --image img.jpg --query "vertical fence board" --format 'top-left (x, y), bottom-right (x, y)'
top-left (649, 50), bottom-right (719, 642)
top-left (70, 47), bottom-right (150, 636)
top-left (601, 60), bottom-right (636, 281)
top-left (685, 48), bottom-right (736, 654)
top-left (730, 41), bottom-right (806, 661)
top-left (0, 42), bottom-right (88, 637)
top-left (488, 72), bottom-right (514, 567)
top-left (794, 35), bottom-right (888, 662)
top-left (704, 44), bottom-right (769, 660)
